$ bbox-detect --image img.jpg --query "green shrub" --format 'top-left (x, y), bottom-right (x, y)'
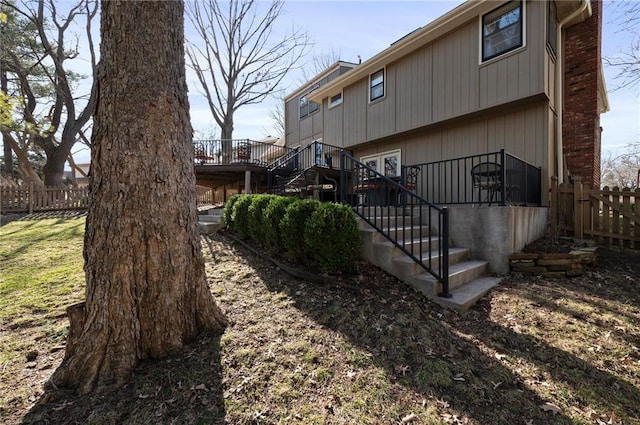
top-left (247, 194), bottom-right (276, 245)
top-left (223, 194), bottom-right (241, 229)
top-left (231, 195), bottom-right (255, 239)
top-left (280, 199), bottom-right (320, 260)
top-left (304, 203), bottom-right (361, 273)
top-left (263, 196), bottom-right (298, 255)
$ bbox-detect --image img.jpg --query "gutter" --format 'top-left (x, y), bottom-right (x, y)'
top-left (556, 0), bottom-right (591, 183)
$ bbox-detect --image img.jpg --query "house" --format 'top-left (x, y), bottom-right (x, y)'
top-left (280, 0), bottom-right (607, 273)
top-left (195, 0), bottom-right (608, 309)
top-left (286, 0), bottom-right (607, 195)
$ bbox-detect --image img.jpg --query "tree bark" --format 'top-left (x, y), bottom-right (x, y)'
top-left (1, 70), bottom-right (14, 179)
top-left (48, 0), bottom-right (227, 395)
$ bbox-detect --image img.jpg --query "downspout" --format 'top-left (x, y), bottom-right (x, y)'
top-left (556, 0), bottom-right (591, 183)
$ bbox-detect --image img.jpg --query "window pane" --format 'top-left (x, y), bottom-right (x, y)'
top-left (482, 1), bottom-right (522, 61)
top-left (309, 101), bottom-right (319, 114)
top-left (371, 84), bottom-right (384, 101)
top-left (384, 156), bottom-right (398, 177)
top-left (330, 93), bottom-right (342, 106)
top-left (547, 1), bottom-right (557, 56)
top-left (371, 70), bottom-right (384, 87)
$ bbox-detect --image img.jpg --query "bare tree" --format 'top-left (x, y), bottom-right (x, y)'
top-left (185, 0), bottom-right (309, 154)
top-left (0, 0), bottom-right (97, 187)
top-left (47, 0), bottom-right (227, 394)
top-left (300, 49), bottom-right (343, 82)
top-left (604, 1), bottom-right (640, 90)
top-left (601, 143), bottom-right (640, 189)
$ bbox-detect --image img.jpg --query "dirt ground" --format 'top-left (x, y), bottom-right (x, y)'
top-left (3, 221), bottom-right (639, 424)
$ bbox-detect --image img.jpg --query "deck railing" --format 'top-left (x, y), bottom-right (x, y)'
top-left (267, 141), bottom-right (351, 192)
top-left (194, 139), bottom-right (293, 166)
top-left (405, 149), bottom-right (541, 206)
top-left (340, 152), bottom-right (450, 297)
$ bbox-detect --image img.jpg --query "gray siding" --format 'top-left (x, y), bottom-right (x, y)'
top-left (322, 0), bottom-right (548, 149)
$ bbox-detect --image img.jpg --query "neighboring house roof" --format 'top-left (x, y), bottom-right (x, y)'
top-left (308, 0), bottom-right (595, 104)
top-left (285, 60), bottom-right (358, 103)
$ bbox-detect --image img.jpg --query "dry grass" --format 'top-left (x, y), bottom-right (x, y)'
top-left (1, 216), bottom-right (639, 424)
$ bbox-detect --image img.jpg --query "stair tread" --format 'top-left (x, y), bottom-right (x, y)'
top-left (411, 260), bottom-right (488, 282)
top-left (376, 236), bottom-right (440, 246)
top-left (392, 247), bottom-right (468, 264)
top-left (435, 277), bottom-right (502, 312)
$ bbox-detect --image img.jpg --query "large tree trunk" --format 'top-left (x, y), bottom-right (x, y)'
top-left (48, 0), bottom-right (227, 395)
top-left (42, 147), bottom-right (67, 187)
top-left (1, 71), bottom-right (14, 179)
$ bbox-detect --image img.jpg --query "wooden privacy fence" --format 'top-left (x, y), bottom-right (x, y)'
top-left (550, 176), bottom-right (639, 249)
top-left (1, 184), bottom-right (89, 213)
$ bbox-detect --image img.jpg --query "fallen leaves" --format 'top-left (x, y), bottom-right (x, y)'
top-left (541, 402), bottom-right (562, 414)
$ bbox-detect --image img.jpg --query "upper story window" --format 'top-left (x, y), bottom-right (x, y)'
top-left (370, 69), bottom-right (385, 102)
top-left (329, 92), bottom-right (343, 108)
top-left (299, 85), bottom-right (319, 119)
top-left (547, 1), bottom-right (557, 57)
top-left (482, 0), bottom-right (523, 62)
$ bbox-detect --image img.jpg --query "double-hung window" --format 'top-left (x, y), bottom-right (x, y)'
top-left (482, 0), bottom-right (523, 62)
top-left (299, 85), bottom-right (319, 119)
top-left (329, 92), bottom-right (343, 108)
top-left (369, 69), bottom-right (385, 102)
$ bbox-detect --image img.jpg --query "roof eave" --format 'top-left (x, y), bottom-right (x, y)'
top-left (308, 0), bottom-right (496, 103)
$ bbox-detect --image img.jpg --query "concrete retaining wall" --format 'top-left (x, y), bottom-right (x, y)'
top-left (445, 206), bottom-right (548, 274)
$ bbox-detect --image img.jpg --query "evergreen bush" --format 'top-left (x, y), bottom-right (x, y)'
top-left (263, 196), bottom-right (298, 255)
top-left (280, 199), bottom-right (320, 260)
top-left (247, 194), bottom-right (276, 245)
top-left (223, 194), bottom-right (241, 229)
top-left (304, 203), bottom-right (361, 272)
top-left (231, 195), bottom-right (255, 239)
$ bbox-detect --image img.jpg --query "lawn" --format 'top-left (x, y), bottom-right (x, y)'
top-left (1, 215), bottom-right (639, 424)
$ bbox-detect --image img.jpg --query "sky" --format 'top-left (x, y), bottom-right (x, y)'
top-left (7, 0), bottom-right (639, 166)
top-left (187, 0), bottom-right (639, 159)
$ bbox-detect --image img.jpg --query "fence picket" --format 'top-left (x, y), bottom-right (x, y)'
top-left (1, 186), bottom-right (89, 213)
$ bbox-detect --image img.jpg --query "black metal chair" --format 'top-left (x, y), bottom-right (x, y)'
top-left (471, 162), bottom-right (501, 205)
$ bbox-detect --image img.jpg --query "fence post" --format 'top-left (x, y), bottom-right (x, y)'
top-left (573, 176), bottom-right (583, 238)
top-left (28, 182), bottom-right (34, 214)
top-left (549, 176), bottom-right (558, 239)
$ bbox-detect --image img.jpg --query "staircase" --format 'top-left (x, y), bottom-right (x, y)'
top-left (198, 207), bottom-right (224, 234)
top-left (357, 206), bottom-right (501, 312)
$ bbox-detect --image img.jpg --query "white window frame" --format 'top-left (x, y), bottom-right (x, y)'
top-left (329, 92), bottom-right (343, 109)
top-left (369, 68), bottom-right (385, 103)
top-left (360, 149), bottom-right (401, 178)
top-left (480, 0), bottom-right (525, 64)
top-left (299, 84), bottom-right (320, 120)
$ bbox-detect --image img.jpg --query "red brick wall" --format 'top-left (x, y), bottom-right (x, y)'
top-left (562, 0), bottom-right (602, 188)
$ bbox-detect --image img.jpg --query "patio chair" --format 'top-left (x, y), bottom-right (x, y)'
top-left (471, 162), bottom-right (501, 205)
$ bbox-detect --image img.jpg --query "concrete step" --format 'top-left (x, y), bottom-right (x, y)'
top-left (198, 221), bottom-right (223, 234)
top-left (406, 260), bottom-right (489, 297)
top-left (359, 225), bottom-right (432, 245)
top-left (374, 236), bottom-right (442, 258)
top-left (357, 215), bottom-right (415, 230)
top-left (390, 247), bottom-right (470, 279)
top-left (198, 215), bottom-right (221, 223)
top-left (434, 277), bottom-right (502, 312)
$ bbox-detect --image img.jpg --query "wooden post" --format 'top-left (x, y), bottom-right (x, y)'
top-left (28, 182), bottom-right (34, 214)
top-left (573, 177), bottom-right (583, 239)
top-left (549, 176), bottom-right (558, 240)
top-left (244, 170), bottom-right (251, 194)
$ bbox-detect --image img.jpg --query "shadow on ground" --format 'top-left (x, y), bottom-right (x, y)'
top-left (222, 232), bottom-right (640, 424)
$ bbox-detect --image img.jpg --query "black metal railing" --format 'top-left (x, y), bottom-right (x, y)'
top-left (340, 152), bottom-right (450, 297)
top-left (404, 149), bottom-right (541, 206)
top-left (193, 139), bottom-right (293, 166)
top-left (267, 141), bottom-right (351, 193)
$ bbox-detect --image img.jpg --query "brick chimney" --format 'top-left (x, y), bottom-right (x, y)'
top-left (562, 0), bottom-right (603, 188)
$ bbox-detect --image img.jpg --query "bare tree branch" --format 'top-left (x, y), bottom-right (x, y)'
top-left (185, 0), bottom-right (310, 140)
